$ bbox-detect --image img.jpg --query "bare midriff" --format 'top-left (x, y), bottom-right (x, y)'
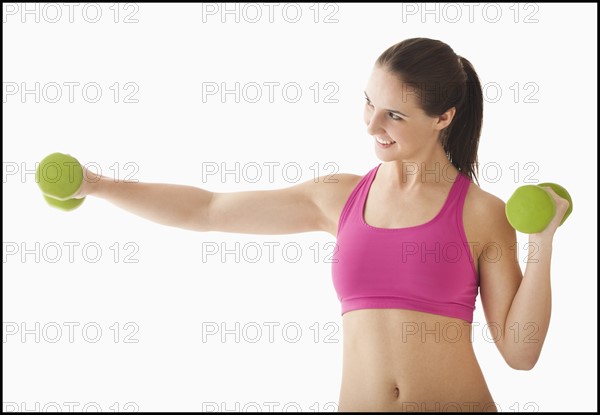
top-left (337, 308), bottom-right (498, 412)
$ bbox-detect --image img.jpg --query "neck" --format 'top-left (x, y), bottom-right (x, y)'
top-left (380, 147), bottom-right (458, 191)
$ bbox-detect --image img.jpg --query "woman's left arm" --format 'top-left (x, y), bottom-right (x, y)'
top-left (478, 187), bottom-right (570, 370)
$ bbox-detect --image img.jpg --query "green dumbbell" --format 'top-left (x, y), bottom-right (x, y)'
top-left (505, 182), bottom-right (573, 234)
top-left (36, 152), bottom-right (85, 211)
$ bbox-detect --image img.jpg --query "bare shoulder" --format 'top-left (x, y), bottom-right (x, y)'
top-left (464, 182), bottom-right (507, 224)
top-left (310, 172), bottom-right (364, 237)
top-left (463, 180), bottom-right (511, 256)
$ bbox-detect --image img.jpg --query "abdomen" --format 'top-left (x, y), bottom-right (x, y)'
top-left (337, 309), bottom-right (497, 412)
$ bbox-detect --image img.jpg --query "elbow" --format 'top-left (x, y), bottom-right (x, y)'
top-left (507, 360), bottom-right (536, 371)
top-left (506, 354), bottom-right (538, 371)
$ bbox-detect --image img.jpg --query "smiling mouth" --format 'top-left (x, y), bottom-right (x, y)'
top-left (376, 137), bottom-right (396, 144)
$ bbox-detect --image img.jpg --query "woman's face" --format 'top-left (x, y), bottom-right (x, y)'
top-left (363, 65), bottom-right (454, 161)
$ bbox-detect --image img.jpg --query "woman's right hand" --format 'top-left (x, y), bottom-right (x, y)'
top-left (71, 165), bottom-right (103, 199)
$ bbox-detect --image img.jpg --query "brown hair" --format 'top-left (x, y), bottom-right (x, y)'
top-left (376, 38), bottom-right (483, 185)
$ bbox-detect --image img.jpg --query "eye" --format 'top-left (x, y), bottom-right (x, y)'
top-left (364, 97), bottom-right (403, 121)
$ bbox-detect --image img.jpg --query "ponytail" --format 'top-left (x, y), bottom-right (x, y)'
top-left (440, 55), bottom-right (483, 186)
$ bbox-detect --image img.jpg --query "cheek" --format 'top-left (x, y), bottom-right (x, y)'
top-left (388, 122), bottom-right (408, 139)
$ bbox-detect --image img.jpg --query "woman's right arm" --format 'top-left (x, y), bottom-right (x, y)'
top-left (75, 166), bottom-right (345, 235)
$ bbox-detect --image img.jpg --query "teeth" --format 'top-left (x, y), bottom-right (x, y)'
top-left (376, 137), bottom-right (395, 145)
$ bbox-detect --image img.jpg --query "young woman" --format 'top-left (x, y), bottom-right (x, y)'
top-left (73, 38), bottom-right (569, 412)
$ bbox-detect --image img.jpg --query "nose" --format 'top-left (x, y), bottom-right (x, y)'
top-left (365, 110), bottom-right (386, 137)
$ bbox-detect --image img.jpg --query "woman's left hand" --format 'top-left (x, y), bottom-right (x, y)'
top-left (532, 186), bottom-right (571, 239)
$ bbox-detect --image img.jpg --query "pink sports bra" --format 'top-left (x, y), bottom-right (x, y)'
top-left (331, 163), bottom-right (479, 323)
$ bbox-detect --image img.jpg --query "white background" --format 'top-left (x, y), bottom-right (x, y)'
top-left (3, 2), bottom-right (597, 412)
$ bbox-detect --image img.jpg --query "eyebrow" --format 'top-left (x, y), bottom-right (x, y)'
top-left (364, 91), bottom-right (410, 118)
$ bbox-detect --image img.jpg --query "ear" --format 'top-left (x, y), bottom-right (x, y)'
top-left (434, 107), bottom-right (456, 131)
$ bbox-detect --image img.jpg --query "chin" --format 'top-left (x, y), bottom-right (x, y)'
top-left (374, 150), bottom-right (399, 161)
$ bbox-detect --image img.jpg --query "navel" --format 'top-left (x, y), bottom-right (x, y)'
top-left (394, 386), bottom-right (400, 399)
